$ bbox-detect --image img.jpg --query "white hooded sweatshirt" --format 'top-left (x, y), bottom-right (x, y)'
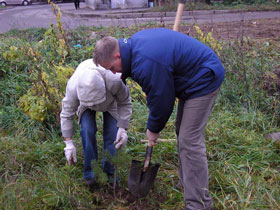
top-left (60, 59), bottom-right (132, 138)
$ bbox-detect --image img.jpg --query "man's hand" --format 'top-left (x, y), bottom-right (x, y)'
top-left (146, 129), bottom-right (160, 147)
top-left (114, 128), bottom-right (128, 149)
top-left (64, 140), bottom-right (77, 166)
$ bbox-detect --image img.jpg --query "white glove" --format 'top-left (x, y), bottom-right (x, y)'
top-left (114, 128), bottom-right (128, 149)
top-left (64, 140), bottom-right (77, 166)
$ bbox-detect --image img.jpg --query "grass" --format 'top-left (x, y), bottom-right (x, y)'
top-left (0, 13), bottom-right (280, 210)
top-left (207, 107), bottom-right (280, 209)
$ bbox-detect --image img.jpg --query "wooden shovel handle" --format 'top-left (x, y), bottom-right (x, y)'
top-left (173, 3), bottom-right (185, 32)
top-left (143, 146), bottom-right (152, 172)
top-left (140, 139), bottom-right (176, 144)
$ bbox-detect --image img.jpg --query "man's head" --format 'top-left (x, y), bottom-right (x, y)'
top-left (93, 36), bottom-right (122, 74)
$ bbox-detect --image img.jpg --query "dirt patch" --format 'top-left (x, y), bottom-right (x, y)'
top-left (90, 186), bottom-right (168, 210)
top-left (263, 69), bottom-right (280, 96)
top-left (180, 18), bottom-right (280, 41)
top-left (180, 18), bottom-right (280, 97)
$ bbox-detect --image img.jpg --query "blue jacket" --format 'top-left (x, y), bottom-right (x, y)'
top-left (119, 28), bottom-right (225, 133)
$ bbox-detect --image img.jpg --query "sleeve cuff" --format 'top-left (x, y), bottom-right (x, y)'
top-left (61, 129), bottom-right (74, 138)
top-left (117, 119), bottom-right (129, 129)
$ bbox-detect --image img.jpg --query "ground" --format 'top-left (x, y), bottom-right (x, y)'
top-left (180, 18), bottom-right (280, 41)
top-left (182, 18), bottom-right (280, 95)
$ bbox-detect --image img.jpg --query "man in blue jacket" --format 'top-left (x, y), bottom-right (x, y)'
top-left (93, 28), bottom-right (225, 210)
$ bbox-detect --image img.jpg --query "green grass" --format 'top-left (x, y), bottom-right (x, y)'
top-left (0, 20), bottom-right (280, 209)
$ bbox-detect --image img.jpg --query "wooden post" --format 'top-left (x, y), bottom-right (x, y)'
top-left (173, 0), bottom-right (186, 32)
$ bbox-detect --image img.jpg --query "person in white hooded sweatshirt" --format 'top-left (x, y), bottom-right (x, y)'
top-left (60, 59), bottom-right (132, 188)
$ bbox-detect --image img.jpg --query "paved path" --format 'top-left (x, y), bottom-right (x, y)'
top-left (0, 3), bottom-right (279, 34)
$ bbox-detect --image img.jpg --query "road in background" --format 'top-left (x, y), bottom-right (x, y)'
top-left (0, 3), bottom-right (280, 34)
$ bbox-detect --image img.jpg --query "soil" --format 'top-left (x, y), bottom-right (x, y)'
top-left (180, 18), bottom-right (280, 95)
top-left (91, 186), bottom-right (168, 210)
top-left (179, 18), bottom-right (280, 41)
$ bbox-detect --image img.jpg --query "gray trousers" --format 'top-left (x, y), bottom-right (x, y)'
top-left (175, 88), bottom-right (219, 210)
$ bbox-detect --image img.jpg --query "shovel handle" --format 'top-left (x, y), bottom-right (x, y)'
top-left (140, 139), bottom-right (176, 143)
top-left (143, 146), bottom-right (152, 172)
top-left (173, 3), bottom-right (185, 32)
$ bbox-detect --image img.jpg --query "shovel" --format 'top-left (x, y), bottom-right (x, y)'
top-left (128, 146), bottom-right (160, 198)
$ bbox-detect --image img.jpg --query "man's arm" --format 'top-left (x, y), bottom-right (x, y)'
top-left (60, 87), bottom-right (80, 139)
top-left (109, 73), bottom-right (132, 149)
top-left (133, 58), bottom-right (176, 133)
top-left (110, 74), bottom-right (132, 129)
top-left (60, 85), bottom-right (80, 165)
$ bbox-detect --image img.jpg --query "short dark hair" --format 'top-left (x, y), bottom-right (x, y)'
top-left (93, 36), bottom-right (118, 66)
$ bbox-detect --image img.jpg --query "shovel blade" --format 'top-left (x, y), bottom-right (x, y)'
top-left (128, 159), bottom-right (160, 198)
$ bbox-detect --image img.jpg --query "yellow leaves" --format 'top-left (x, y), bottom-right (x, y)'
top-left (19, 83), bottom-right (56, 122)
top-left (10, 46), bottom-right (17, 51)
top-left (2, 46), bottom-right (20, 61)
top-left (194, 25), bottom-right (204, 38)
top-left (19, 91), bottom-right (48, 122)
top-left (58, 39), bottom-right (65, 48)
top-left (2, 45), bottom-right (41, 63)
top-left (57, 38), bottom-right (68, 59)
top-left (18, 65), bottom-right (74, 122)
top-left (194, 25), bottom-right (223, 56)
top-left (58, 65), bottom-right (73, 87)
top-left (41, 7), bottom-right (70, 62)
top-left (48, 2), bottom-right (63, 34)
top-left (217, 43), bottom-right (223, 52)
top-left (26, 47), bottom-right (42, 63)
top-left (86, 45), bottom-right (94, 52)
top-left (14, 1), bottom-right (71, 124)
top-left (126, 79), bottom-right (146, 103)
top-left (2, 51), bottom-right (8, 60)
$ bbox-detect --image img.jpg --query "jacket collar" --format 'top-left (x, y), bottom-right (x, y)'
top-left (118, 38), bottom-right (132, 83)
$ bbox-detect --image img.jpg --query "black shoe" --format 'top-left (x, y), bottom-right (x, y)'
top-left (84, 179), bottom-right (98, 191)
